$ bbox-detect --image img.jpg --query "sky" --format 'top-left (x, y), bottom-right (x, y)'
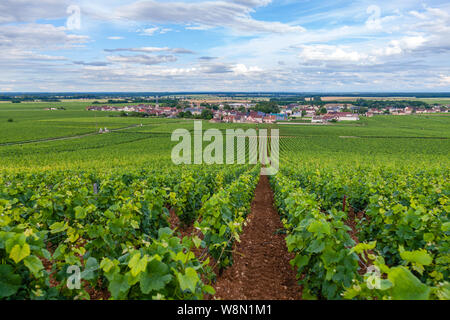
top-left (1, 0), bottom-right (450, 92)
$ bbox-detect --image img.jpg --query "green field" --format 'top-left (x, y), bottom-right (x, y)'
top-left (0, 101), bottom-right (448, 300)
top-left (1, 102), bottom-right (449, 170)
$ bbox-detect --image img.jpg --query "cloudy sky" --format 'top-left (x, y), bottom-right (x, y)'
top-left (1, 0), bottom-right (450, 92)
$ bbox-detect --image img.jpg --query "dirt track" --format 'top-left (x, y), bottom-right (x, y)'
top-left (213, 175), bottom-right (302, 300)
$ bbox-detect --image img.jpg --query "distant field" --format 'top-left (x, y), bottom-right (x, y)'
top-left (320, 96), bottom-right (415, 101)
top-left (1, 101), bottom-right (449, 172)
top-left (319, 96), bottom-right (450, 104)
top-left (0, 101), bottom-right (179, 144)
top-left (59, 99), bottom-right (109, 103)
top-left (414, 98), bottom-right (450, 104)
top-left (0, 102), bottom-right (449, 171)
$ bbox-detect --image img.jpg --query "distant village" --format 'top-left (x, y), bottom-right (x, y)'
top-left (86, 101), bottom-right (449, 124)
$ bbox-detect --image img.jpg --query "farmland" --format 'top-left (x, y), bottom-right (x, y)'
top-left (0, 101), bottom-right (449, 300)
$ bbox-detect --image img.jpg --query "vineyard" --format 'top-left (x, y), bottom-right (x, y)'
top-left (0, 102), bottom-right (449, 300)
top-left (272, 154), bottom-right (449, 300)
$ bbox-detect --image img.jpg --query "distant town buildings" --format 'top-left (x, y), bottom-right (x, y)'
top-left (44, 106), bottom-right (65, 111)
top-left (86, 104), bottom-right (284, 124)
top-left (86, 101), bottom-right (449, 124)
top-left (312, 112), bottom-right (360, 123)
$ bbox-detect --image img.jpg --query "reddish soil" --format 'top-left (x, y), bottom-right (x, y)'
top-left (212, 175), bottom-right (302, 300)
top-left (168, 208), bottom-right (197, 240)
top-left (345, 207), bottom-right (373, 275)
top-left (84, 279), bottom-right (110, 300)
top-left (346, 207), bottom-right (360, 245)
top-left (41, 241), bottom-right (110, 300)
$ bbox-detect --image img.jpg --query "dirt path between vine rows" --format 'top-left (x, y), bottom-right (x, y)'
top-left (212, 175), bottom-right (302, 300)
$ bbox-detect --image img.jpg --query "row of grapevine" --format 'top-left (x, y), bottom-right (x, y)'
top-left (0, 163), bottom-right (258, 300)
top-left (197, 165), bottom-right (260, 269)
top-left (271, 160), bottom-right (449, 300)
top-left (270, 172), bottom-right (359, 299)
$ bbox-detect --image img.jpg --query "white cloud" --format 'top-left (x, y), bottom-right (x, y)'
top-left (104, 47), bottom-right (194, 54)
top-left (141, 27), bottom-right (159, 36)
top-left (298, 45), bottom-right (371, 63)
top-left (1, 1), bottom-right (450, 91)
top-left (232, 64), bottom-right (263, 75)
top-left (438, 75), bottom-right (450, 86)
top-left (0, 23), bottom-right (89, 49)
top-left (106, 54), bottom-right (177, 65)
top-left (232, 0), bottom-right (272, 7)
top-left (0, 0), bottom-right (70, 24)
top-left (375, 36), bottom-right (427, 57)
top-left (185, 25), bottom-right (214, 31)
top-left (409, 10), bottom-right (427, 20)
top-left (139, 26), bottom-right (172, 36)
top-left (116, 0), bottom-right (304, 34)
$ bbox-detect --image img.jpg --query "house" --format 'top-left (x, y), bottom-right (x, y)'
top-left (312, 112), bottom-right (359, 123)
top-left (233, 115), bottom-right (244, 123)
top-left (184, 107), bottom-right (203, 115)
top-left (325, 104), bottom-right (343, 112)
top-left (247, 114), bottom-right (263, 123)
top-left (369, 108), bottom-right (383, 114)
top-left (223, 115), bottom-right (236, 123)
top-left (229, 103), bottom-right (249, 109)
top-left (305, 108), bottom-right (316, 116)
top-left (264, 115), bottom-right (277, 124)
top-left (311, 116), bottom-right (325, 123)
top-left (322, 114), bottom-right (339, 122)
top-left (335, 112), bottom-right (360, 121)
top-left (273, 113), bottom-right (288, 121)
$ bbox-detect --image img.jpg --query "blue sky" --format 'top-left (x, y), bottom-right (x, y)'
top-left (1, 0), bottom-right (450, 92)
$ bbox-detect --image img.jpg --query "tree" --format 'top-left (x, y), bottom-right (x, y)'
top-left (311, 96), bottom-right (324, 108)
top-left (201, 109), bottom-right (213, 120)
top-left (319, 107), bottom-right (327, 114)
top-left (254, 101), bottom-right (280, 114)
top-left (342, 107), bottom-right (352, 113)
top-left (313, 96), bottom-right (322, 103)
top-left (357, 107), bottom-right (368, 114)
top-left (301, 110), bottom-right (307, 117)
